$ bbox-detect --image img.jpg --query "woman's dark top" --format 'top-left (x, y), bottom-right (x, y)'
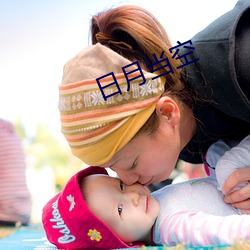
top-left (179, 0), bottom-right (250, 164)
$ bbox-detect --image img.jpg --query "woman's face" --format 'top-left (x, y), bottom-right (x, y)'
top-left (100, 120), bottom-right (182, 186)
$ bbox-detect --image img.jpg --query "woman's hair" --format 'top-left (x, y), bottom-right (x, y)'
top-left (90, 5), bottom-right (194, 135)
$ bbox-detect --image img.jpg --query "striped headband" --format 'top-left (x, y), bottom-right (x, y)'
top-left (59, 43), bottom-right (164, 165)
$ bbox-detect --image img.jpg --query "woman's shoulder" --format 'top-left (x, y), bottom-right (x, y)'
top-left (180, 0), bottom-right (250, 123)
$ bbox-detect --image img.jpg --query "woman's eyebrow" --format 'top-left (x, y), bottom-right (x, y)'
top-left (109, 156), bottom-right (127, 170)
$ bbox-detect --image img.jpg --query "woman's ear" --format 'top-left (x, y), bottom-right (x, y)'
top-left (156, 96), bottom-right (180, 126)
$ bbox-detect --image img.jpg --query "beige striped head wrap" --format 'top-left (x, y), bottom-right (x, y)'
top-left (59, 43), bottom-right (164, 165)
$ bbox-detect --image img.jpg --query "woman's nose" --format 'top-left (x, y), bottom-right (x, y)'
top-left (112, 168), bottom-right (139, 185)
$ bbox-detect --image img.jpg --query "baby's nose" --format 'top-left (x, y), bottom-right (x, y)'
top-left (126, 191), bottom-right (140, 206)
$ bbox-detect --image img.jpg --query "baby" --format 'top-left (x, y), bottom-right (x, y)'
top-left (42, 135), bottom-right (250, 249)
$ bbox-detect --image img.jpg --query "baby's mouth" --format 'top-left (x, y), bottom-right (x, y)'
top-left (146, 196), bottom-right (149, 213)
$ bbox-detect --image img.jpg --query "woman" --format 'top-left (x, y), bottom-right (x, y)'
top-left (59, 1), bottom-right (250, 211)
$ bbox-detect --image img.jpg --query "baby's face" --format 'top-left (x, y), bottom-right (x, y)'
top-left (84, 174), bottom-right (160, 244)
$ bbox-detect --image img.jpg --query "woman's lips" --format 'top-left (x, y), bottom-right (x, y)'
top-left (143, 177), bottom-right (154, 186)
